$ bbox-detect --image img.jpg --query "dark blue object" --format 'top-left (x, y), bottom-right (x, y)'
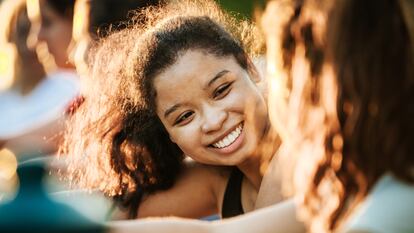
top-left (0, 158), bottom-right (104, 233)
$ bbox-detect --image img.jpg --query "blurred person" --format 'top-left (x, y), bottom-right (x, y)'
top-left (270, 0), bottom-right (414, 232)
top-left (26, 0), bottom-right (80, 120)
top-left (0, 0), bottom-right (78, 157)
top-left (0, 0), bottom-right (168, 223)
top-left (28, 0), bottom-right (75, 70)
top-left (0, 0), bottom-right (104, 218)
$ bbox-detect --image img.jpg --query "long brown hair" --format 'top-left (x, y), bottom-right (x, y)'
top-left (60, 0), bottom-right (264, 218)
top-left (276, 0), bottom-right (414, 231)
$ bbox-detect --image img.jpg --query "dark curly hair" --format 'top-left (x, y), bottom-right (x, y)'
top-left (60, 0), bottom-right (264, 218)
top-left (276, 0), bottom-right (414, 232)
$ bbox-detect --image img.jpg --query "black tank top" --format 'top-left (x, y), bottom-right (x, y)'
top-left (221, 167), bottom-right (244, 218)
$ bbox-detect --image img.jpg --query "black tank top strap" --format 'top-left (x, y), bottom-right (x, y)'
top-left (221, 167), bottom-right (244, 218)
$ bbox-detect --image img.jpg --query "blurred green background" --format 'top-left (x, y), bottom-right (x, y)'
top-left (216, 0), bottom-right (266, 20)
top-left (0, 0), bottom-right (265, 20)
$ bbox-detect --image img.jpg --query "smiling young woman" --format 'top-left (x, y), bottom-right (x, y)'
top-left (61, 0), bottom-right (286, 220)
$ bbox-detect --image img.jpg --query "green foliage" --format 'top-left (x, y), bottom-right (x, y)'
top-left (215, 0), bottom-right (266, 20)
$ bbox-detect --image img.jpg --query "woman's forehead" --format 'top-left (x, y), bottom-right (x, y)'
top-left (154, 50), bottom-right (240, 88)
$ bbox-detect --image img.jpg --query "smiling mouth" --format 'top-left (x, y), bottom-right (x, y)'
top-left (210, 123), bottom-right (243, 149)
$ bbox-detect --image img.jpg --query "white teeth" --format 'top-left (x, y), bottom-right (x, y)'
top-left (212, 124), bottom-right (243, 149)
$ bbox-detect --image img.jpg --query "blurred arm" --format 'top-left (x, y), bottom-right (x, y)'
top-left (108, 199), bottom-right (305, 233)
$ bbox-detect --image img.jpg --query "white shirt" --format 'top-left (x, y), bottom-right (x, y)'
top-left (344, 173), bottom-right (414, 233)
top-left (0, 70), bottom-right (79, 156)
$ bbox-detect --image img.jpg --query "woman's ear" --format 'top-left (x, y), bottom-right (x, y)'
top-left (247, 56), bottom-right (262, 83)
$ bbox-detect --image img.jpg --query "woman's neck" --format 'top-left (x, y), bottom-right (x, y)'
top-left (237, 123), bottom-right (279, 190)
top-left (238, 154), bottom-right (262, 190)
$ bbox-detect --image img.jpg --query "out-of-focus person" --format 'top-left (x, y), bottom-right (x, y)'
top-left (0, 0), bottom-right (78, 158)
top-left (28, 0), bottom-right (75, 70)
top-left (270, 0), bottom-right (414, 232)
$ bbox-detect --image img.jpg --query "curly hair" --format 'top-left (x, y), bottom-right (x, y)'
top-left (277, 0), bottom-right (414, 232)
top-left (60, 0), bottom-right (264, 218)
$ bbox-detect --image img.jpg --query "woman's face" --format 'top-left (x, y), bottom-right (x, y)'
top-left (36, 0), bottom-right (73, 69)
top-left (155, 50), bottom-right (269, 166)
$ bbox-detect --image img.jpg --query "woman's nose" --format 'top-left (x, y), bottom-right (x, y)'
top-left (201, 105), bottom-right (228, 133)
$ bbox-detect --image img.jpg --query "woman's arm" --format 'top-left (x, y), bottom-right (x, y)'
top-left (108, 199), bottom-right (305, 233)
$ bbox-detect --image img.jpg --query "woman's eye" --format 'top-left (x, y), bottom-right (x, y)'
top-left (213, 82), bottom-right (232, 99)
top-left (174, 111), bottom-right (194, 125)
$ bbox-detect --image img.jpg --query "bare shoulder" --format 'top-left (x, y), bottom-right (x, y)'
top-left (181, 160), bottom-right (232, 201)
top-left (137, 159), bottom-right (231, 219)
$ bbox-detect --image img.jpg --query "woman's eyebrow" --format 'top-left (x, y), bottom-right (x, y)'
top-left (205, 70), bottom-right (229, 89)
top-left (164, 103), bottom-right (182, 118)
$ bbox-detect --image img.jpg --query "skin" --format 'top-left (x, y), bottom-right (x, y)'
top-left (155, 50), bottom-right (268, 169)
top-left (35, 0), bottom-right (74, 69)
top-left (109, 199), bottom-right (305, 233)
top-left (68, 0), bottom-right (91, 76)
top-left (135, 49), bottom-right (277, 219)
